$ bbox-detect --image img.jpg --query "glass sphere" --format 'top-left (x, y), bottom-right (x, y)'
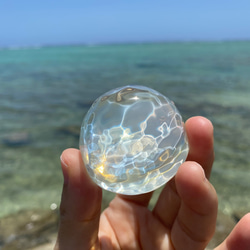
top-left (80, 85), bottom-right (189, 195)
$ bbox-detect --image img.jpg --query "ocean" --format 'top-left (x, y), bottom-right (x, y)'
top-left (0, 41), bottom-right (250, 219)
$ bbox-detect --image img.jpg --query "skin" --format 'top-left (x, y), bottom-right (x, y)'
top-left (54, 116), bottom-right (250, 250)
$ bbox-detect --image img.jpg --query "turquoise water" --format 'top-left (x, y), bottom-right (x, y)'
top-left (0, 41), bottom-right (250, 217)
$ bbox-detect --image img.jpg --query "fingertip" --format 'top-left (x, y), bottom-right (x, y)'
top-left (175, 162), bottom-right (206, 199)
top-left (176, 161), bottom-right (206, 187)
top-left (185, 116), bottom-right (214, 178)
top-left (175, 161), bottom-right (217, 214)
top-left (185, 116), bottom-right (214, 149)
top-left (224, 213), bottom-right (250, 250)
top-left (186, 116), bottom-right (213, 133)
top-left (60, 148), bottom-right (82, 169)
top-left (60, 148), bottom-right (96, 189)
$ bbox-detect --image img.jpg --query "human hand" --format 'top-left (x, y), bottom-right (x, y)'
top-left (54, 116), bottom-right (250, 250)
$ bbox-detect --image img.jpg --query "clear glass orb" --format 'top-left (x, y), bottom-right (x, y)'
top-left (80, 85), bottom-right (189, 195)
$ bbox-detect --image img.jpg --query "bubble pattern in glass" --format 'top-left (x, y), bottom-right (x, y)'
top-left (80, 85), bottom-right (189, 195)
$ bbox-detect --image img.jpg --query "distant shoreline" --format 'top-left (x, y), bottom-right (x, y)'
top-left (1, 39), bottom-right (250, 50)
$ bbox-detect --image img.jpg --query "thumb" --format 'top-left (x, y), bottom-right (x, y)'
top-left (54, 148), bottom-right (102, 250)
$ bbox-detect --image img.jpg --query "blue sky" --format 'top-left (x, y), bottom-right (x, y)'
top-left (1, 0), bottom-right (250, 47)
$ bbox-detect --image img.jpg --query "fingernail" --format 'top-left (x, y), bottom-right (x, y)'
top-left (60, 154), bottom-right (69, 185)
